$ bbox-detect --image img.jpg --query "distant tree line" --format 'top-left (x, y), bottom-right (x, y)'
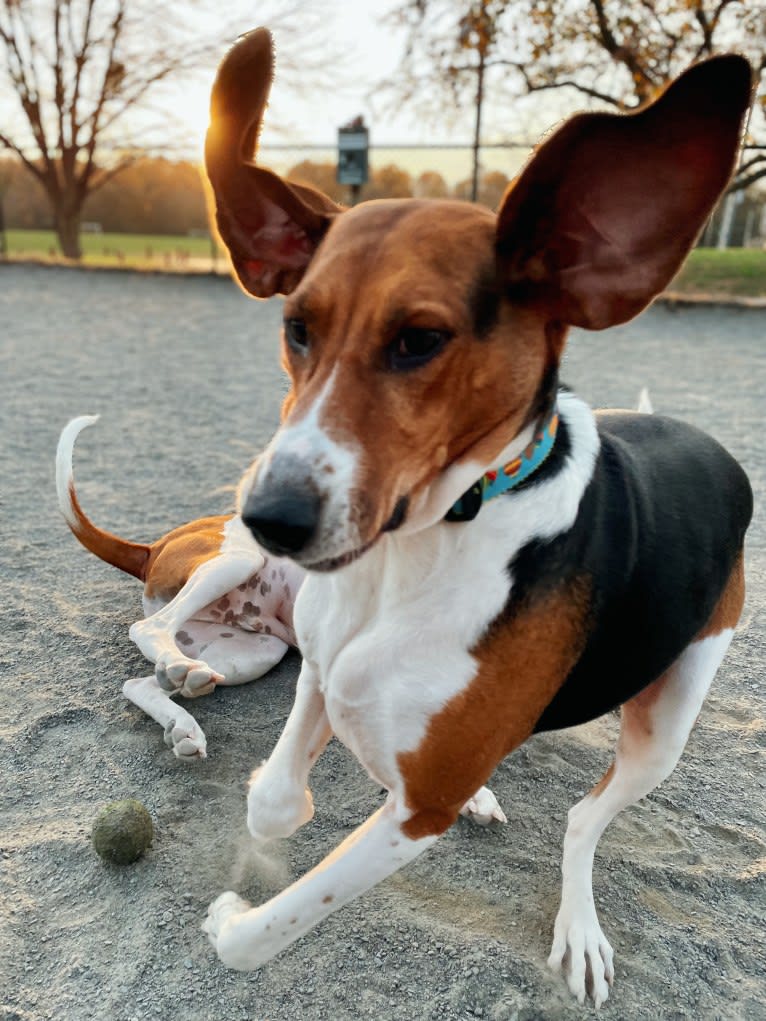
top-left (0, 0), bottom-right (337, 257)
top-left (286, 160), bottom-right (512, 209)
top-left (2, 156), bottom-right (209, 235)
top-left (1, 156), bottom-right (513, 236)
top-left (2, 1), bottom-right (762, 258)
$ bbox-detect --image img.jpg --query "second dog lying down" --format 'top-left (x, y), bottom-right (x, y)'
top-left (56, 414), bottom-right (302, 761)
top-left (56, 416), bottom-right (505, 823)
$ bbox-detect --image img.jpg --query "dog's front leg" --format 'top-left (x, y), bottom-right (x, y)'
top-left (204, 798), bottom-right (439, 970)
top-left (246, 659), bottom-right (331, 842)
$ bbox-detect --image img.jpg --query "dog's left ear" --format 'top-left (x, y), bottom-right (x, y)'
top-left (497, 56), bottom-right (753, 329)
top-left (205, 28), bottom-right (343, 298)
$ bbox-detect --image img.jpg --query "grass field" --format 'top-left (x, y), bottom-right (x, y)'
top-left (4, 228), bottom-right (223, 270)
top-left (3, 229), bottom-right (766, 296)
top-left (669, 247), bottom-right (766, 297)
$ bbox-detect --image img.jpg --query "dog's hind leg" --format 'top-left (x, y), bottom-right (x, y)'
top-left (130, 553), bottom-right (259, 698)
top-left (548, 557), bottom-right (744, 1006)
top-left (174, 623), bottom-right (290, 687)
top-left (122, 675), bottom-right (207, 760)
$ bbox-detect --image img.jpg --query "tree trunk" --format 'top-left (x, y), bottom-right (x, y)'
top-left (55, 204), bottom-right (83, 260)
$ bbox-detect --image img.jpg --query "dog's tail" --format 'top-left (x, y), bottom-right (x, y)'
top-left (56, 416), bottom-right (151, 581)
top-left (637, 387), bottom-right (654, 414)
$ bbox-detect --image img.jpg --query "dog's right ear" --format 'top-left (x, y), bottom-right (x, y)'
top-left (205, 28), bottom-right (343, 298)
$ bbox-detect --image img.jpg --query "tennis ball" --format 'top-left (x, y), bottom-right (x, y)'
top-left (92, 799), bottom-right (153, 865)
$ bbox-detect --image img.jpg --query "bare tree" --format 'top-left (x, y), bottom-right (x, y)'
top-left (0, 1), bottom-right (341, 258)
top-left (513, 0), bottom-right (766, 191)
top-left (384, 1), bottom-right (508, 201)
top-left (386, 0), bottom-right (765, 193)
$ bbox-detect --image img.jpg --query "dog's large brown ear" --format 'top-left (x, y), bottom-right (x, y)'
top-left (496, 56), bottom-right (753, 330)
top-left (205, 28), bottom-right (343, 298)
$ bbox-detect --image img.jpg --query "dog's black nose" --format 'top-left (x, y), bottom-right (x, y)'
top-left (241, 484), bottom-right (320, 557)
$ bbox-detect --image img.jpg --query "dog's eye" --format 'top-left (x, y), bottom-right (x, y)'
top-left (284, 318), bottom-right (309, 354)
top-left (390, 327), bottom-right (450, 370)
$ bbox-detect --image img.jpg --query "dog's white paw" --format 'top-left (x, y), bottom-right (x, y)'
top-left (246, 765), bottom-right (315, 841)
top-left (547, 901), bottom-right (614, 1008)
top-left (459, 785), bottom-right (507, 826)
top-left (163, 718), bottom-right (207, 760)
top-left (155, 651), bottom-right (223, 698)
top-left (203, 891), bottom-right (251, 966)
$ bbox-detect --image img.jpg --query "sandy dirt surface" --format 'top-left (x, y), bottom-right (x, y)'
top-left (1, 264), bottom-right (764, 1021)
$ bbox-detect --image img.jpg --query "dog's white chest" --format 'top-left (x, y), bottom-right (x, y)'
top-left (294, 522), bottom-right (513, 787)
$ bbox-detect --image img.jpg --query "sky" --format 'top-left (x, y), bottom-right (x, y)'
top-left (15, 0), bottom-right (763, 191)
top-left (0, 0), bottom-right (619, 188)
top-left (145, 0), bottom-right (547, 185)
top-left (181, 1), bottom-right (413, 149)
top-left (3, 0), bottom-right (764, 189)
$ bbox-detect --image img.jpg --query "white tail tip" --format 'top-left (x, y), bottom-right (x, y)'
top-left (56, 415), bottom-right (100, 526)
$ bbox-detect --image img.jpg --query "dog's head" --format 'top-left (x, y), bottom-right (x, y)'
top-left (206, 28), bottom-right (752, 571)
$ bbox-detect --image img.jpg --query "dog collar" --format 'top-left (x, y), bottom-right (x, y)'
top-left (445, 403), bottom-right (560, 523)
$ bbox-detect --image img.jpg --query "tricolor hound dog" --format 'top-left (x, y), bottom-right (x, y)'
top-left (56, 421), bottom-right (507, 823)
top-left (180, 31), bottom-right (755, 1006)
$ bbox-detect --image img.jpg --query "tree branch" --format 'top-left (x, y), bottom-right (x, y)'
top-left (0, 3), bottom-right (57, 185)
top-left (588, 0), bottom-right (656, 100)
top-left (77, 0), bottom-right (125, 196)
top-left (505, 60), bottom-right (625, 108)
top-left (53, 0), bottom-right (67, 158)
top-left (69, 0), bottom-right (97, 154)
top-left (86, 152), bottom-right (139, 195)
top-left (730, 165), bottom-right (766, 192)
top-left (737, 152), bottom-right (766, 176)
top-left (693, 0), bottom-right (738, 61)
top-left (0, 133), bottom-right (44, 183)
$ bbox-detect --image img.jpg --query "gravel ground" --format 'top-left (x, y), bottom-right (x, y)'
top-left (1, 264), bottom-right (764, 1021)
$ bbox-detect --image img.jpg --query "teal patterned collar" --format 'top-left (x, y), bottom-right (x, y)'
top-left (445, 403), bottom-right (560, 523)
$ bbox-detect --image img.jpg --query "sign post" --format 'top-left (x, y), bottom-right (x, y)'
top-left (337, 116), bottom-right (369, 205)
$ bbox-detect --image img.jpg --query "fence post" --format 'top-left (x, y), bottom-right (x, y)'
top-left (337, 118), bottom-right (369, 206)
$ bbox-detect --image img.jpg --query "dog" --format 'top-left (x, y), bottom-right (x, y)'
top-left (196, 30), bottom-right (754, 1006)
top-left (56, 415), bottom-right (302, 760)
top-left (56, 417), bottom-right (507, 824)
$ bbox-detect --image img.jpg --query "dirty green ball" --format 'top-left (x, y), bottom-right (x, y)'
top-left (92, 799), bottom-right (153, 865)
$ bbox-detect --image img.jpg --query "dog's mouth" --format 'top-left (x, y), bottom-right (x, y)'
top-left (301, 494), bottom-right (410, 573)
top-left (301, 537), bottom-right (378, 573)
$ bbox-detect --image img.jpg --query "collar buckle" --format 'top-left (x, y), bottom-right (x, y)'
top-left (444, 481), bottom-right (484, 522)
